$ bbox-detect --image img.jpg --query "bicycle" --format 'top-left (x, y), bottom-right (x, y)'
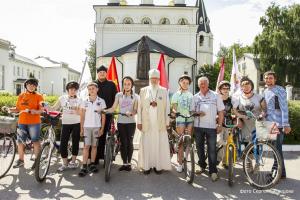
top-left (35, 110), bottom-right (73, 182)
top-left (0, 107), bottom-right (46, 178)
top-left (221, 110), bottom-right (282, 189)
top-left (168, 112), bottom-right (199, 184)
top-left (103, 112), bottom-right (132, 182)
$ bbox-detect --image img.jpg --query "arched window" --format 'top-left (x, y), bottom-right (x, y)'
top-left (104, 17), bottom-right (115, 24)
top-left (159, 18), bottom-right (170, 25)
top-left (178, 18), bottom-right (189, 25)
top-left (123, 17), bottom-right (134, 24)
top-left (141, 17), bottom-right (152, 24)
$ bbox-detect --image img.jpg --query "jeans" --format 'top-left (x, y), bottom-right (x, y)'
top-left (117, 123), bottom-right (136, 164)
top-left (17, 123), bottom-right (41, 143)
top-left (194, 127), bottom-right (218, 174)
top-left (273, 128), bottom-right (286, 177)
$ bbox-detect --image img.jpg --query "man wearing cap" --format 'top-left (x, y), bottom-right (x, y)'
top-left (137, 69), bottom-right (171, 175)
top-left (94, 65), bottom-right (118, 164)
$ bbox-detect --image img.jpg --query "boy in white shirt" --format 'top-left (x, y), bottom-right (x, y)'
top-left (79, 82), bottom-right (106, 177)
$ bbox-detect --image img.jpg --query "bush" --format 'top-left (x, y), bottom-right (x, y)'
top-left (285, 101), bottom-right (300, 144)
top-left (0, 95), bottom-right (58, 116)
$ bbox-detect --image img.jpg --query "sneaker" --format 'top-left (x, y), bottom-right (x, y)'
top-left (68, 161), bottom-right (78, 169)
top-left (195, 168), bottom-right (205, 174)
top-left (78, 168), bottom-right (88, 177)
top-left (125, 165), bottom-right (132, 172)
top-left (13, 159), bottom-right (24, 168)
top-left (211, 173), bottom-right (219, 182)
top-left (89, 164), bottom-right (99, 173)
top-left (176, 165), bottom-right (183, 173)
top-left (57, 164), bottom-right (68, 172)
top-left (119, 165), bottom-right (127, 171)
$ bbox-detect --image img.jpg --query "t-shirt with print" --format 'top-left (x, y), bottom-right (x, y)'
top-left (190, 90), bottom-right (225, 129)
top-left (81, 96), bottom-right (106, 128)
top-left (16, 92), bottom-right (44, 124)
top-left (55, 95), bottom-right (82, 124)
top-left (171, 90), bottom-right (193, 123)
top-left (115, 92), bottom-right (139, 124)
top-left (232, 93), bottom-right (264, 141)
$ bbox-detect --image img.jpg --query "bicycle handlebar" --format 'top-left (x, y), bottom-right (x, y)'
top-left (101, 111), bottom-right (131, 117)
top-left (168, 112), bottom-right (199, 119)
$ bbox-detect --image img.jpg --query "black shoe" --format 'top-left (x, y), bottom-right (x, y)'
top-left (143, 169), bottom-right (151, 175)
top-left (119, 165), bottom-right (127, 171)
top-left (125, 165), bottom-right (132, 172)
top-left (153, 168), bottom-right (162, 175)
top-left (13, 159), bottom-right (24, 168)
top-left (281, 175), bottom-right (286, 179)
top-left (78, 168), bottom-right (88, 177)
top-left (89, 164), bottom-right (99, 173)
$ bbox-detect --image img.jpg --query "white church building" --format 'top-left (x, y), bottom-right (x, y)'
top-left (94, 0), bottom-right (213, 94)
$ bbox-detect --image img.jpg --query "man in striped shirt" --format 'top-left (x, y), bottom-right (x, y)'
top-left (263, 71), bottom-right (291, 179)
top-left (191, 76), bottom-right (225, 182)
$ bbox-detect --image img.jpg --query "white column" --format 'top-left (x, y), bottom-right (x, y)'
top-left (141, 0), bottom-right (153, 5)
top-left (108, 0), bottom-right (120, 5)
top-left (286, 85), bottom-right (293, 100)
top-left (175, 0), bottom-right (185, 5)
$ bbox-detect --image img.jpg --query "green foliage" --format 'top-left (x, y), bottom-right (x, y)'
top-left (254, 3), bottom-right (300, 86)
top-left (285, 101), bottom-right (300, 144)
top-left (0, 96), bottom-right (58, 116)
top-left (200, 42), bottom-right (254, 91)
top-left (85, 39), bottom-right (96, 80)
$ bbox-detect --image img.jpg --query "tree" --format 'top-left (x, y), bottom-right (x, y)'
top-left (85, 39), bottom-right (96, 79)
top-left (198, 42), bottom-right (253, 91)
top-left (253, 3), bottom-right (300, 86)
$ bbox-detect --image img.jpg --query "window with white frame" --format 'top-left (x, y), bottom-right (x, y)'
top-left (17, 66), bottom-right (20, 76)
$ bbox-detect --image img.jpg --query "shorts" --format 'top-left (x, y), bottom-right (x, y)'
top-left (84, 127), bottom-right (99, 146)
top-left (17, 124), bottom-right (41, 143)
top-left (176, 121), bottom-right (193, 127)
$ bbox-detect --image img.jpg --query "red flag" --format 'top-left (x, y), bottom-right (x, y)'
top-left (107, 56), bottom-right (120, 92)
top-left (216, 57), bottom-right (225, 91)
top-left (157, 54), bottom-right (169, 89)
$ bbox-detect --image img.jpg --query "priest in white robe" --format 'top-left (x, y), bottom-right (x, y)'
top-left (137, 69), bottom-right (171, 175)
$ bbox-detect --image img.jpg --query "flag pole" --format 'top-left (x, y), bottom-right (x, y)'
top-left (79, 57), bottom-right (88, 86)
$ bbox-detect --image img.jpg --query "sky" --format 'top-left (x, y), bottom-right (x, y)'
top-left (0, 0), bottom-right (299, 72)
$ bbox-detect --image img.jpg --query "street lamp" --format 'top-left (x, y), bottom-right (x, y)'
top-left (51, 81), bottom-right (54, 96)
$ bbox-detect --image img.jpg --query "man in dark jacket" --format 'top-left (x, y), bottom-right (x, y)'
top-left (94, 65), bottom-right (118, 164)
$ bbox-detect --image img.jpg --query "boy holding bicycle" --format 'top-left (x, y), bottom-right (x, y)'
top-left (12, 78), bottom-right (44, 169)
top-left (79, 82), bottom-right (106, 177)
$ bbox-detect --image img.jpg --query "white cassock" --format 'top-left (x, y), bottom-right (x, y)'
top-left (138, 85), bottom-right (171, 171)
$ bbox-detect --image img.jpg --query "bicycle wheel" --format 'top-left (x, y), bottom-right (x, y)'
top-left (104, 137), bottom-right (113, 182)
top-left (228, 144), bottom-right (234, 187)
top-left (243, 141), bottom-right (282, 190)
top-left (183, 137), bottom-right (195, 184)
top-left (35, 142), bottom-right (53, 182)
top-left (0, 134), bottom-right (16, 178)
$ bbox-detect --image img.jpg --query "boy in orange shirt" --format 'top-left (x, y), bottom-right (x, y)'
top-left (11, 78), bottom-right (44, 168)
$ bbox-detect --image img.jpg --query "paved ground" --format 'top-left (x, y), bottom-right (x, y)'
top-left (0, 151), bottom-right (299, 200)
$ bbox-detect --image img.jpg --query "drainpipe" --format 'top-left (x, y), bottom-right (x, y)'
top-left (167, 57), bottom-right (175, 82)
top-left (116, 57), bottom-right (124, 79)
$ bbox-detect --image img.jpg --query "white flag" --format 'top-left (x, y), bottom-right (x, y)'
top-left (230, 49), bottom-right (241, 96)
top-left (78, 57), bottom-right (92, 99)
